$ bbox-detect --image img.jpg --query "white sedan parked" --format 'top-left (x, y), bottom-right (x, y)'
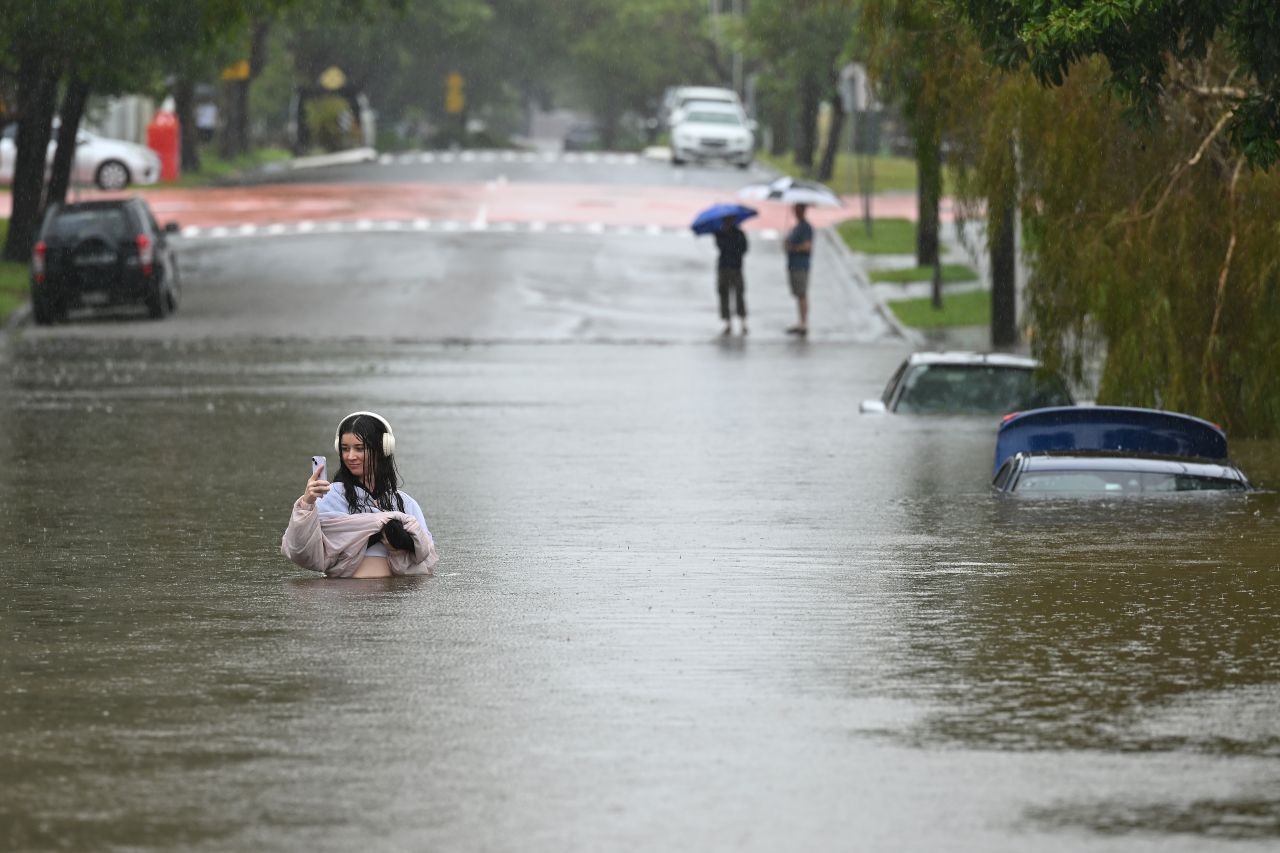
top-left (0, 124), bottom-right (161, 190)
top-left (670, 102), bottom-right (754, 169)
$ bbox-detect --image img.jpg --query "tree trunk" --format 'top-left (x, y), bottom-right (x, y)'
top-left (601, 106), bottom-right (618, 150)
top-left (990, 199), bottom-right (1018, 348)
top-left (219, 80), bottom-right (249, 158)
top-left (767, 107), bottom-right (787, 157)
top-left (2, 55), bottom-right (59, 264)
top-left (219, 20), bottom-right (270, 158)
top-left (47, 76), bottom-right (90, 207)
top-left (816, 92), bottom-right (844, 182)
top-left (915, 116), bottom-right (941, 268)
top-left (174, 77), bottom-right (201, 173)
top-left (794, 72), bottom-right (821, 174)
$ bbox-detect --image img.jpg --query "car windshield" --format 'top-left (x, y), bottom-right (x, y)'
top-left (685, 112), bottom-right (741, 126)
top-left (895, 364), bottom-right (1072, 414)
top-left (1015, 470), bottom-right (1247, 495)
top-left (48, 208), bottom-right (132, 242)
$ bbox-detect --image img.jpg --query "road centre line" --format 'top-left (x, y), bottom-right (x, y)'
top-left (376, 149), bottom-right (645, 167)
top-left (176, 220), bottom-right (782, 242)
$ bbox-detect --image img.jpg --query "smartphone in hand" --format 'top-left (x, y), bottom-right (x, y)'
top-left (311, 455), bottom-right (327, 479)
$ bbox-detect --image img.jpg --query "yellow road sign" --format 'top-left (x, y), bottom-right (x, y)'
top-left (319, 66), bottom-right (347, 91)
top-left (445, 72), bottom-right (465, 114)
top-left (221, 60), bottom-right (250, 81)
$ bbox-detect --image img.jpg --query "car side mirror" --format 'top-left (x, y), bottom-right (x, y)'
top-left (859, 399), bottom-right (887, 414)
top-left (163, 222), bottom-right (180, 234)
top-left (746, 119), bottom-right (758, 132)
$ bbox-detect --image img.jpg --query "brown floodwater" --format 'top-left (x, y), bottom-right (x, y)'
top-left (2, 336), bottom-right (1277, 851)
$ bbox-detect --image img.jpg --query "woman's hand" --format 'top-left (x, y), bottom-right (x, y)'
top-left (301, 465), bottom-right (331, 506)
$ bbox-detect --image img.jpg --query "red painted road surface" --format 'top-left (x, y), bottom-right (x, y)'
top-left (1, 182), bottom-right (953, 231)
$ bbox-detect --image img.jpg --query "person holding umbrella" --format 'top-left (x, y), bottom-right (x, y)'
top-left (783, 203), bottom-right (814, 337)
top-left (691, 203), bottom-right (757, 336)
top-left (714, 213), bottom-right (749, 336)
top-left (738, 177), bottom-right (842, 337)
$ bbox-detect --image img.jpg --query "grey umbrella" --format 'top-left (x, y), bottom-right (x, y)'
top-left (738, 175), bottom-right (843, 207)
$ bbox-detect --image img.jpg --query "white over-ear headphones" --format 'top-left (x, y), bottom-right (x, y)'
top-left (334, 411), bottom-right (396, 457)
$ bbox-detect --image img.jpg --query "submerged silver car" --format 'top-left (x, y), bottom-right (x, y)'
top-left (992, 406), bottom-right (1253, 495)
top-left (861, 351), bottom-right (1074, 415)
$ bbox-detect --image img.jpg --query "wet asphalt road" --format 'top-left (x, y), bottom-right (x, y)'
top-left (2, 158), bottom-right (1280, 852)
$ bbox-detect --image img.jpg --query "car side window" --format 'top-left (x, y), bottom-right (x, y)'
top-left (883, 362), bottom-right (908, 406)
top-left (142, 205), bottom-right (162, 238)
top-left (993, 458), bottom-right (1017, 490)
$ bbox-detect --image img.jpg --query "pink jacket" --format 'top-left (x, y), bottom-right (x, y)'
top-left (280, 497), bottom-right (439, 577)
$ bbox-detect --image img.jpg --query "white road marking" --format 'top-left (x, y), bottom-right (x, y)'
top-left (177, 219), bottom-right (775, 242)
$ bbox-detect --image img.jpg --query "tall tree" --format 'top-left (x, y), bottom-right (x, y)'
top-left (1, 0), bottom-right (266, 261)
top-left (862, 0), bottom-right (960, 268)
top-left (747, 0), bottom-right (859, 178)
top-left (949, 0), bottom-right (1280, 169)
top-left (938, 16), bottom-right (1280, 435)
top-left (567, 0), bottom-right (723, 148)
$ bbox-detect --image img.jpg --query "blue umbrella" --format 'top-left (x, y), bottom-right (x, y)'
top-left (691, 202), bottom-right (758, 235)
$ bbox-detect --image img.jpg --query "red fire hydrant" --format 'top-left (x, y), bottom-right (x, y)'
top-left (146, 98), bottom-right (180, 182)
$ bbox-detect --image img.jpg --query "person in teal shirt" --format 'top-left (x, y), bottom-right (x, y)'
top-left (783, 203), bottom-right (813, 337)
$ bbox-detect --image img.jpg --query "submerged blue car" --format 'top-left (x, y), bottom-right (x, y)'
top-left (992, 406), bottom-right (1253, 495)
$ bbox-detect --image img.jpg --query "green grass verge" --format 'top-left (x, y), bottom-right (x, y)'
top-left (836, 217), bottom-right (917, 254)
top-left (869, 263), bottom-right (978, 284)
top-left (887, 288), bottom-right (991, 328)
top-left (755, 151), bottom-right (956, 196)
top-left (0, 219), bottom-right (30, 324)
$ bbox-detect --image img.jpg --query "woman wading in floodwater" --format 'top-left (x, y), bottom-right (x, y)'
top-left (282, 411), bottom-right (438, 578)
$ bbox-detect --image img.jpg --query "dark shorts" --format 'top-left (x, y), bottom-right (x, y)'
top-left (788, 269), bottom-right (810, 298)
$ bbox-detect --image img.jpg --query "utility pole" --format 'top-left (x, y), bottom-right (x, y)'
top-left (732, 0), bottom-right (744, 97)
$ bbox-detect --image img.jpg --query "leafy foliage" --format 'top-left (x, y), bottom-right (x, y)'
top-left (956, 55), bottom-right (1280, 436)
top-left (949, 0), bottom-right (1280, 169)
top-left (745, 0), bottom-right (860, 172)
top-left (864, 2), bottom-right (1280, 434)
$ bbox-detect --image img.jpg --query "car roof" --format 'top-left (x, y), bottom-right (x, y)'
top-left (681, 100), bottom-right (741, 113)
top-left (905, 351), bottom-right (1042, 369)
top-left (1017, 454), bottom-right (1245, 478)
top-left (50, 197), bottom-right (141, 213)
top-left (675, 86), bottom-right (738, 100)
top-left (993, 406), bottom-right (1230, 475)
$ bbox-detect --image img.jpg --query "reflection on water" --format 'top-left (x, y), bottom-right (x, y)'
top-left (1, 336), bottom-right (1278, 850)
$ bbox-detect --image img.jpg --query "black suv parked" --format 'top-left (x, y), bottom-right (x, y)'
top-left (30, 197), bottom-right (180, 324)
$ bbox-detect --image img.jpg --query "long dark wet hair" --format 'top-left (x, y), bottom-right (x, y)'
top-left (335, 413), bottom-right (404, 514)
